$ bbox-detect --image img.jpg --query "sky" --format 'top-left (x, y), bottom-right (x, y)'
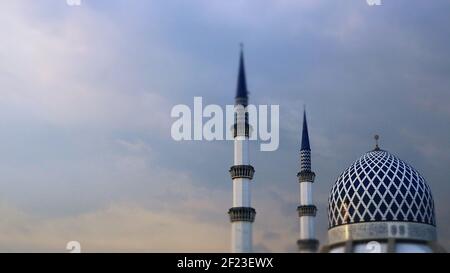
top-left (0, 0), bottom-right (449, 252)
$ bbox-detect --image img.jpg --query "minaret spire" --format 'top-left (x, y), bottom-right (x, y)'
top-left (235, 44), bottom-right (249, 106)
top-left (297, 108), bottom-right (319, 253)
top-left (301, 109), bottom-right (311, 151)
top-left (228, 46), bottom-right (255, 253)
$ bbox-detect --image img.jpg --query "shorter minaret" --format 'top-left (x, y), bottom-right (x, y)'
top-left (297, 109), bottom-right (319, 253)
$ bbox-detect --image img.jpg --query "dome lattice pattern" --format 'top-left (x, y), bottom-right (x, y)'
top-left (328, 150), bottom-right (435, 229)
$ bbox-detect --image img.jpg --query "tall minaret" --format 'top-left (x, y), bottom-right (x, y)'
top-left (228, 46), bottom-right (256, 253)
top-left (297, 109), bottom-right (319, 253)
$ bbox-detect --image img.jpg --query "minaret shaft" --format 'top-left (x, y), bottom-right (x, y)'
top-left (232, 178), bottom-right (251, 207)
top-left (300, 216), bottom-right (315, 238)
top-left (300, 182), bottom-right (313, 205)
top-left (231, 221), bottom-right (253, 252)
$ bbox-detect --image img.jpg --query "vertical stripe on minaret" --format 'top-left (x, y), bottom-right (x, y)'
top-left (297, 109), bottom-right (319, 253)
top-left (228, 45), bottom-right (256, 253)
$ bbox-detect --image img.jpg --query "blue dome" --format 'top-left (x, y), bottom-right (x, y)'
top-left (328, 149), bottom-right (435, 229)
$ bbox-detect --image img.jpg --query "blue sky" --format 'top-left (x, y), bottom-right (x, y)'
top-left (0, 0), bottom-right (449, 252)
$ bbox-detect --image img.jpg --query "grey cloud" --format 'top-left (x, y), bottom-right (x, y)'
top-left (0, 0), bottom-right (449, 252)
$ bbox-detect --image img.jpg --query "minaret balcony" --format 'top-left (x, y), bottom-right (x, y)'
top-left (233, 123), bottom-right (251, 138)
top-left (297, 239), bottom-right (319, 252)
top-left (297, 170), bottom-right (316, 183)
top-left (228, 207), bottom-right (256, 223)
top-left (297, 205), bottom-right (317, 217)
top-left (230, 165), bottom-right (255, 180)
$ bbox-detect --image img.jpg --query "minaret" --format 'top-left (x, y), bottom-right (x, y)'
top-left (297, 109), bottom-right (319, 253)
top-left (228, 45), bottom-right (256, 253)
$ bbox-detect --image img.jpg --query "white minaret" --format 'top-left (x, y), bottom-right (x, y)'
top-left (228, 46), bottom-right (255, 253)
top-left (297, 109), bottom-right (319, 253)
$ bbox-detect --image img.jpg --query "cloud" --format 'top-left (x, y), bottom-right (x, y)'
top-left (0, 201), bottom-right (229, 252)
top-left (0, 182), bottom-right (300, 252)
top-left (0, 1), bottom-right (175, 134)
top-left (0, 0), bottom-right (449, 252)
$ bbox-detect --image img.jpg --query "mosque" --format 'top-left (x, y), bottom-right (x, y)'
top-left (227, 48), bottom-right (446, 253)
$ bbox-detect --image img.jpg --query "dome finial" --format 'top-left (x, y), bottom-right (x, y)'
top-left (374, 134), bottom-right (380, 151)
